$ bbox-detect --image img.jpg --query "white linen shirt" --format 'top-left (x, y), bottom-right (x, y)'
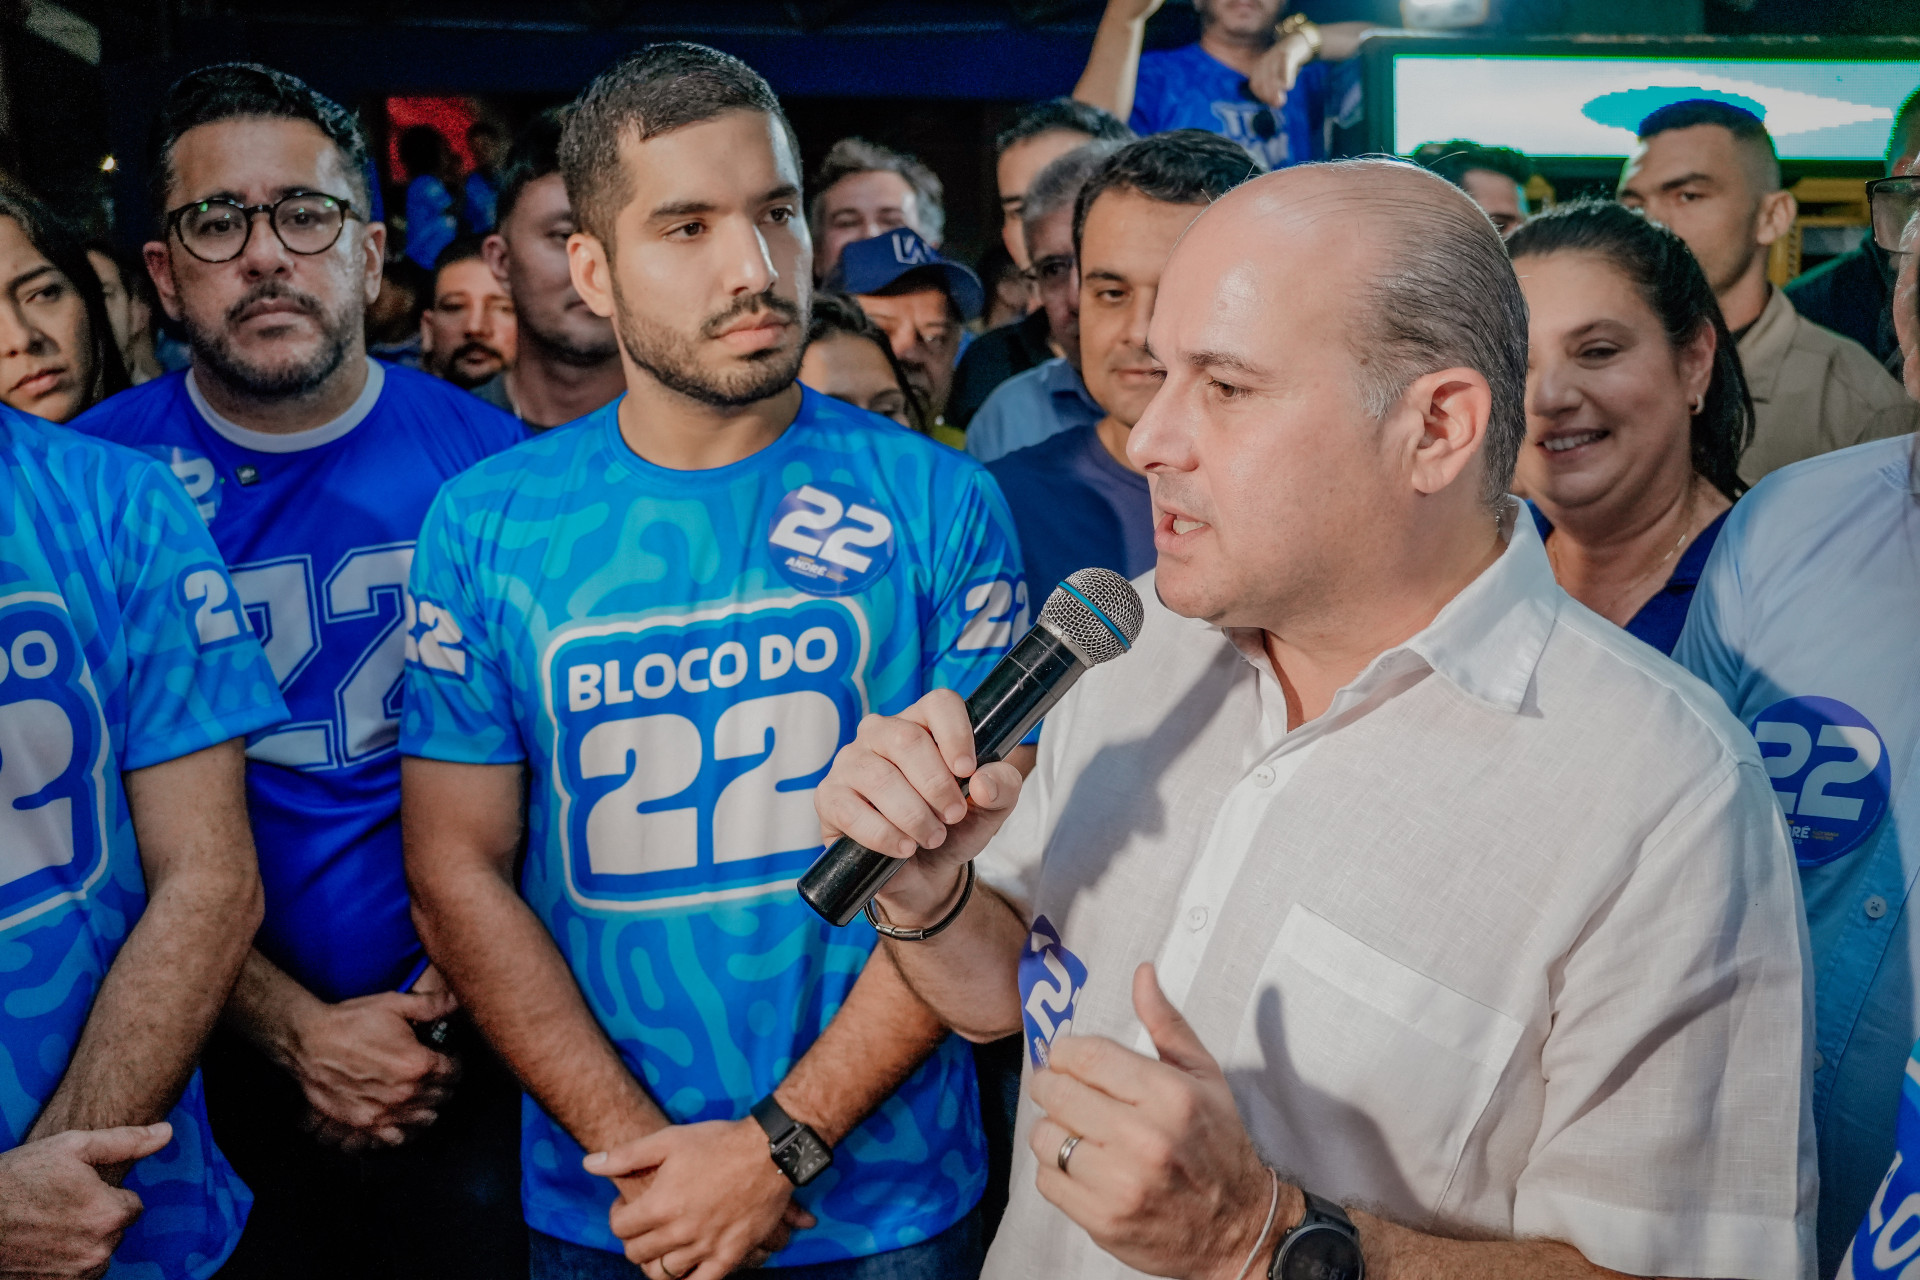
top-left (976, 509), bottom-right (1817, 1280)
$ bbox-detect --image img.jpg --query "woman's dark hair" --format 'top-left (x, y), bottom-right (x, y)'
top-left (0, 186), bottom-right (130, 414)
top-left (806, 292), bottom-right (928, 433)
top-left (1507, 198), bottom-right (1753, 500)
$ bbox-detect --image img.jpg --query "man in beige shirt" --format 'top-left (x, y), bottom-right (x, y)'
top-left (1620, 97), bottom-right (1916, 484)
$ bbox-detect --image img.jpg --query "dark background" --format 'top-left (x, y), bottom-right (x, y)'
top-left (3, 0), bottom-right (1917, 268)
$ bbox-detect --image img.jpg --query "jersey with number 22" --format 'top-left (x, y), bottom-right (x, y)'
top-left (76, 362), bottom-right (524, 1001)
top-left (0, 404), bottom-right (286, 1277)
top-left (402, 390), bottom-right (1027, 1264)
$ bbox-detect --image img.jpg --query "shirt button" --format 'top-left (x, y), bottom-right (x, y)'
top-left (1251, 765), bottom-right (1276, 788)
top-left (1812, 1051), bottom-right (1826, 1072)
top-left (1187, 906), bottom-right (1208, 931)
top-left (1866, 895), bottom-right (1890, 920)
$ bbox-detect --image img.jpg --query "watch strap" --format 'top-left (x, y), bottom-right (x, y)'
top-left (750, 1093), bottom-right (800, 1144)
top-left (1270, 1189), bottom-right (1364, 1280)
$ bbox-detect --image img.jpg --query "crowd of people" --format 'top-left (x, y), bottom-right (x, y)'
top-left (4, 2), bottom-right (1920, 1279)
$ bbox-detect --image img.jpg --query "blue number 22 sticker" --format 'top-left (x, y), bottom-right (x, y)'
top-left (1750, 696), bottom-right (1891, 868)
top-left (1020, 914), bottom-right (1087, 1069)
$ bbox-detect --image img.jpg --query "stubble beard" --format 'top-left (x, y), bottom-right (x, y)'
top-left (184, 280), bottom-right (358, 399)
top-left (614, 281), bottom-right (807, 409)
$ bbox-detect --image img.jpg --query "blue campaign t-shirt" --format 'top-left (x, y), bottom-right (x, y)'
top-left (988, 423), bottom-right (1153, 598)
top-left (0, 404), bottom-right (286, 1278)
top-left (401, 389), bottom-right (1025, 1264)
top-left (76, 361), bottom-right (525, 1002)
top-left (1131, 42), bottom-right (1328, 171)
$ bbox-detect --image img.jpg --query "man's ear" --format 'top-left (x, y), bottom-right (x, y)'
top-left (482, 232), bottom-right (510, 287)
top-left (1755, 189), bottom-right (1798, 249)
top-left (1402, 366), bottom-right (1493, 498)
top-left (568, 232), bottom-right (617, 321)
top-left (142, 241), bottom-right (183, 324)
top-left (361, 222), bottom-right (387, 306)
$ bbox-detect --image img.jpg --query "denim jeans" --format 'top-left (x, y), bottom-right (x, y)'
top-left (530, 1206), bottom-right (983, 1280)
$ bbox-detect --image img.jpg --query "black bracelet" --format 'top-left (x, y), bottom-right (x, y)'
top-left (865, 862), bottom-right (976, 941)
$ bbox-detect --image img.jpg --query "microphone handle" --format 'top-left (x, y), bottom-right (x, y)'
top-left (798, 625), bottom-right (1086, 927)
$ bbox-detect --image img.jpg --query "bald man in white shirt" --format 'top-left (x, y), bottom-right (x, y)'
top-left (816, 159), bottom-right (1816, 1280)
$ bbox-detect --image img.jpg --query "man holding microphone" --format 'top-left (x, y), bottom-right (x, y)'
top-left (817, 159), bottom-right (1817, 1279)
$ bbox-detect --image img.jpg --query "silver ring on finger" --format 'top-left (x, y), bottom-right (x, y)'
top-left (1057, 1132), bottom-right (1081, 1174)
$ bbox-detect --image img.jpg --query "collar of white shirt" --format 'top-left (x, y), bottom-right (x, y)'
top-left (1219, 497), bottom-right (1556, 727)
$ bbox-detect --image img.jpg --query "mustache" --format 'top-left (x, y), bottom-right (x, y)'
top-left (701, 290), bottom-right (801, 339)
top-left (226, 281), bottom-right (326, 326)
top-left (450, 340), bottom-right (505, 364)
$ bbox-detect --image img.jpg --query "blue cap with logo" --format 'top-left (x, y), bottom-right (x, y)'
top-left (827, 228), bottom-right (984, 321)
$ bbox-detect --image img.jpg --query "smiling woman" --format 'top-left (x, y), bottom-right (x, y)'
top-left (0, 189), bottom-right (129, 424)
top-left (1508, 198), bottom-right (1754, 654)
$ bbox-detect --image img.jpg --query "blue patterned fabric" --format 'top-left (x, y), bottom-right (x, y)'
top-left (1130, 43), bottom-right (1327, 171)
top-left (78, 363), bottom-right (525, 1003)
top-left (0, 403), bottom-right (286, 1278)
top-left (402, 390), bottom-right (1024, 1265)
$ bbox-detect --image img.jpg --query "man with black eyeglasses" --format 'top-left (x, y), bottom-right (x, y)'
top-left (75, 63), bottom-right (527, 1279)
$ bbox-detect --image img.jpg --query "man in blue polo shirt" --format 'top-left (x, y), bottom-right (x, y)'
top-left (402, 43), bottom-right (1025, 1280)
top-left (0, 401), bottom-right (285, 1278)
top-left (1674, 170), bottom-right (1920, 1278)
top-left (78, 62), bottom-right (526, 1279)
top-left (991, 133), bottom-right (1254, 597)
top-left (1072, 0), bottom-right (1370, 172)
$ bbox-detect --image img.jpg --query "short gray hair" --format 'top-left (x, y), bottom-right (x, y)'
top-left (807, 137), bottom-right (945, 245)
top-left (1338, 159), bottom-right (1530, 506)
top-left (1022, 140), bottom-right (1125, 239)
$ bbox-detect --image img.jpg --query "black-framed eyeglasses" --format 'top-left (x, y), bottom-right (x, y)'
top-left (165, 191), bottom-right (361, 263)
top-left (1867, 175), bottom-right (1920, 254)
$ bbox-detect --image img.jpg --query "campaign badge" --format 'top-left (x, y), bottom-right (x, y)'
top-left (1020, 914), bottom-right (1087, 1069)
top-left (767, 482), bottom-right (896, 597)
top-left (1841, 1047), bottom-right (1920, 1278)
top-left (1750, 696), bottom-right (1891, 868)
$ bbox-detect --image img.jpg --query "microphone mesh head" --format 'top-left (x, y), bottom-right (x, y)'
top-left (1039, 568), bottom-right (1145, 666)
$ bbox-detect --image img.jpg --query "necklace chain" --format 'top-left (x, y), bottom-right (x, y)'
top-left (1546, 485), bottom-right (1698, 619)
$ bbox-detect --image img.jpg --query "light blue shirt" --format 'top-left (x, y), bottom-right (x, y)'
top-left (966, 357), bottom-right (1103, 464)
top-left (401, 389), bottom-right (1020, 1264)
top-left (1674, 434), bottom-right (1920, 1279)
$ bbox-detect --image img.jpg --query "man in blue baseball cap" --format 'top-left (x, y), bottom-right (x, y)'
top-left (830, 227), bottom-right (982, 435)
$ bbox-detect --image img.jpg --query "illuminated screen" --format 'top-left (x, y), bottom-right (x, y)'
top-left (1392, 56), bottom-right (1920, 160)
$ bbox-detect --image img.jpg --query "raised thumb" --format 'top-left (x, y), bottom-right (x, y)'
top-left (1133, 962), bottom-right (1219, 1077)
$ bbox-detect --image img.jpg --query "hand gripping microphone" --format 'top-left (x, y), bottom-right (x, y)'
top-left (799, 567), bottom-right (1146, 927)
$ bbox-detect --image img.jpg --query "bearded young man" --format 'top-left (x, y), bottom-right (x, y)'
top-left (75, 62), bottom-right (527, 1280)
top-left (400, 43), bottom-right (1027, 1280)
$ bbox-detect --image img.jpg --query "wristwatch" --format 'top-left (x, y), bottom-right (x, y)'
top-left (1269, 1190), bottom-right (1364, 1280)
top-left (1276, 12), bottom-right (1324, 59)
top-left (750, 1094), bottom-right (833, 1187)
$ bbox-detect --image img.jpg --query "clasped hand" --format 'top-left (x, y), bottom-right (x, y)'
top-left (291, 984), bottom-right (460, 1152)
top-left (585, 1118), bottom-right (815, 1280)
top-left (1027, 963), bottom-right (1290, 1280)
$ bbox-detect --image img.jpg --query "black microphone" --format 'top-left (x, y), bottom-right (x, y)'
top-left (799, 567), bottom-right (1146, 927)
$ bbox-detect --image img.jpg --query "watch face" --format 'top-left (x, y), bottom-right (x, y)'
top-left (1282, 1225), bottom-right (1364, 1280)
top-left (775, 1129), bottom-right (834, 1187)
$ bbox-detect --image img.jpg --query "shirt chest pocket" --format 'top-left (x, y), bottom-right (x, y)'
top-left (1226, 905), bottom-right (1524, 1217)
